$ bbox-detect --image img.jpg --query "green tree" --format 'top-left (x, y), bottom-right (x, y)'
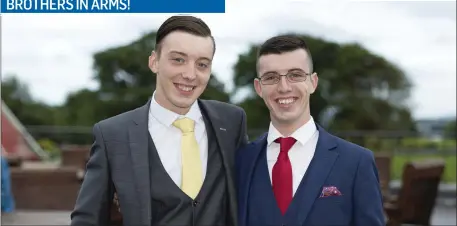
top-left (61, 89), bottom-right (104, 126)
top-left (444, 119), bottom-right (456, 138)
top-left (1, 75), bottom-right (57, 126)
top-left (233, 34), bottom-right (415, 135)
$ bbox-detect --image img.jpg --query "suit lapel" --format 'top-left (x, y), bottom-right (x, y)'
top-left (240, 133), bottom-right (268, 226)
top-left (198, 100), bottom-right (238, 225)
top-left (287, 125), bottom-right (339, 225)
top-left (128, 100), bottom-right (152, 226)
top-left (198, 100), bottom-right (232, 166)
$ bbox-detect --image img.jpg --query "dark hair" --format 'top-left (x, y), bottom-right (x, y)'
top-left (155, 15), bottom-right (215, 55)
top-left (257, 35), bottom-right (313, 72)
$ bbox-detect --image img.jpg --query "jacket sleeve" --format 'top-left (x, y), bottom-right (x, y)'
top-left (353, 150), bottom-right (386, 226)
top-left (70, 123), bottom-right (115, 226)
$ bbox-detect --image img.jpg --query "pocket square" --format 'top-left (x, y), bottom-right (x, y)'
top-left (320, 186), bottom-right (342, 198)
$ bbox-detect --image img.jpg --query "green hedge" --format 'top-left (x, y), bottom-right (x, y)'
top-left (37, 138), bottom-right (61, 160)
top-left (354, 137), bottom-right (456, 183)
top-left (344, 137), bottom-right (456, 152)
top-left (391, 155), bottom-right (456, 183)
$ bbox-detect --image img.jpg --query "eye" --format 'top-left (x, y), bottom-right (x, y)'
top-left (290, 73), bottom-right (304, 78)
top-left (172, 58), bottom-right (185, 63)
top-left (197, 63), bottom-right (208, 68)
top-left (262, 74), bottom-right (277, 80)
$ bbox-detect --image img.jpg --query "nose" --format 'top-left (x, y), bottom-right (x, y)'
top-left (181, 63), bottom-right (197, 80)
top-left (277, 76), bottom-right (292, 93)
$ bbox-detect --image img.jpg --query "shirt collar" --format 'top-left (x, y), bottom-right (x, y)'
top-left (267, 117), bottom-right (317, 146)
top-left (149, 91), bottom-right (202, 127)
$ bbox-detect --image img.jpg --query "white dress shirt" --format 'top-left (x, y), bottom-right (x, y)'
top-left (148, 91), bottom-right (208, 187)
top-left (266, 117), bottom-right (319, 195)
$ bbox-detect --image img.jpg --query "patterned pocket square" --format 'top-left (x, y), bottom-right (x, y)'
top-left (320, 186), bottom-right (342, 198)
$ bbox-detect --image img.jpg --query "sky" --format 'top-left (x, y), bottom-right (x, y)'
top-left (2, 1), bottom-right (456, 119)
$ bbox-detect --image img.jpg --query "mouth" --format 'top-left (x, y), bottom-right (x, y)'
top-left (174, 83), bottom-right (196, 95)
top-left (275, 97), bottom-right (298, 107)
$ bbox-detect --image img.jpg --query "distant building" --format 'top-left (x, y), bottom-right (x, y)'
top-left (1, 99), bottom-right (48, 160)
top-left (416, 117), bottom-right (454, 140)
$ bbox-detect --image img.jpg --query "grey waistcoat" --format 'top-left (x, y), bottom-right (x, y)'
top-left (147, 116), bottom-right (228, 226)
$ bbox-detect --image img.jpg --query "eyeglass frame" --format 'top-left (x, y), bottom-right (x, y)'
top-left (256, 70), bottom-right (313, 85)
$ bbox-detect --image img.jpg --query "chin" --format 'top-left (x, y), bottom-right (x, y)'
top-left (276, 117), bottom-right (295, 124)
top-left (274, 112), bottom-right (300, 124)
top-left (172, 100), bottom-right (193, 108)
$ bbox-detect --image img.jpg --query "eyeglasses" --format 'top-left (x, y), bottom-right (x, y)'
top-left (258, 71), bottom-right (311, 85)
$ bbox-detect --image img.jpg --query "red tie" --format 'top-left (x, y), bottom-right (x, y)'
top-left (272, 137), bottom-right (296, 215)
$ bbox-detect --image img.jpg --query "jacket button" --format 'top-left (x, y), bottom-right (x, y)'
top-left (192, 201), bottom-right (199, 206)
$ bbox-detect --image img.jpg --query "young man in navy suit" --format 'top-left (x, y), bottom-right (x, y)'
top-left (236, 35), bottom-right (385, 226)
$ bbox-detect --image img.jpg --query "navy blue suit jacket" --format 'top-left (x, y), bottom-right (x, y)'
top-left (236, 124), bottom-right (385, 226)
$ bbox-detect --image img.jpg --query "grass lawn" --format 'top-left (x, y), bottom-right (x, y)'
top-left (391, 154), bottom-right (457, 183)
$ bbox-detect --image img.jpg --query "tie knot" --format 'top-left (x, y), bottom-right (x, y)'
top-left (274, 137), bottom-right (296, 153)
top-left (173, 117), bottom-right (195, 133)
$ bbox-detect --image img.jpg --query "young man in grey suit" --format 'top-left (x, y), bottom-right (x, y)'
top-left (71, 15), bottom-right (248, 226)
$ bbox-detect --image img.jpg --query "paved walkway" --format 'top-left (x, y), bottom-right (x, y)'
top-left (2, 211), bottom-right (71, 225)
top-left (1, 207), bottom-right (456, 225)
top-left (432, 207), bottom-right (457, 225)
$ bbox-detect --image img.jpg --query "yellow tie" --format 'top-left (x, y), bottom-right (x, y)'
top-left (173, 117), bottom-right (203, 199)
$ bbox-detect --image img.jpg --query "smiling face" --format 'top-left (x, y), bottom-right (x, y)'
top-left (149, 31), bottom-right (214, 115)
top-left (254, 48), bottom-right (318, 131)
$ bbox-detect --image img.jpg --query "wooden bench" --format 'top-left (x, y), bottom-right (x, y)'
top-left (384, 159), bottom-right (445, 226)
top-left (374, 153), bottom-right (392, 198)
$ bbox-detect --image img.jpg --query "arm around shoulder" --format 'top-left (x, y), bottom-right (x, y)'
top-left (70, 123), bottom-right (115, 226)
top-left (353, 149), bottom-right (385, 226)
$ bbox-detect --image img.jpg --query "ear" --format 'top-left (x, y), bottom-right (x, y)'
top-left (149, 51), bottom-right (159, 73)
top-left (254, 78), bottom-right (263, 98)
top-left (307, 72), bottom-right (319, 94)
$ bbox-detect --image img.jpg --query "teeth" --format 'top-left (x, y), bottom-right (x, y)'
top-left (277, 98), bottom-right (295, 104)
top-left (178, 84), bottom-right (194, 92)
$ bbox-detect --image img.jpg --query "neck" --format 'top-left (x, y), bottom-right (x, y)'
top-left (272, 108), bottom-right (312, 137)
top-left (154, 89), bottom-right (191, 115)
top-left (273, 115), bottom-right (311, 137)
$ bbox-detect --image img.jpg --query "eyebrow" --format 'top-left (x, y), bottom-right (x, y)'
top-left (168, 50), bottom-right (212, 62)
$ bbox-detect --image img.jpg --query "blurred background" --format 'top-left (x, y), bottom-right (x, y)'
top-left (1, 1), bottom-right (456, 225)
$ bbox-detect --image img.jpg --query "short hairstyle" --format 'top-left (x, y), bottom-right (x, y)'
top-left (155, 15), bottom-right (215, 56)
top-left (257, 35), bottom-right (314, 72)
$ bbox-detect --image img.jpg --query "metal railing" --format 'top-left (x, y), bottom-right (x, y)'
top-left (2, 100), bottom-right (50, 160)
top-left (24, 126), bottom-right (456, 154)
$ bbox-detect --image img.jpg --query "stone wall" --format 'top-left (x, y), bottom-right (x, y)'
top-left (10, 167), bottom-right (83, 210)
top-left (9, 146), bottom-right (90, 210)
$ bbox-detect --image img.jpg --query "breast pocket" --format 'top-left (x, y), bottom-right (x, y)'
top-left (315, 195), bottom-right (344, 205)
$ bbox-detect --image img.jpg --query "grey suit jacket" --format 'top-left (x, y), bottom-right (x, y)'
top-left (70, 99), bottom-right (249, 226)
